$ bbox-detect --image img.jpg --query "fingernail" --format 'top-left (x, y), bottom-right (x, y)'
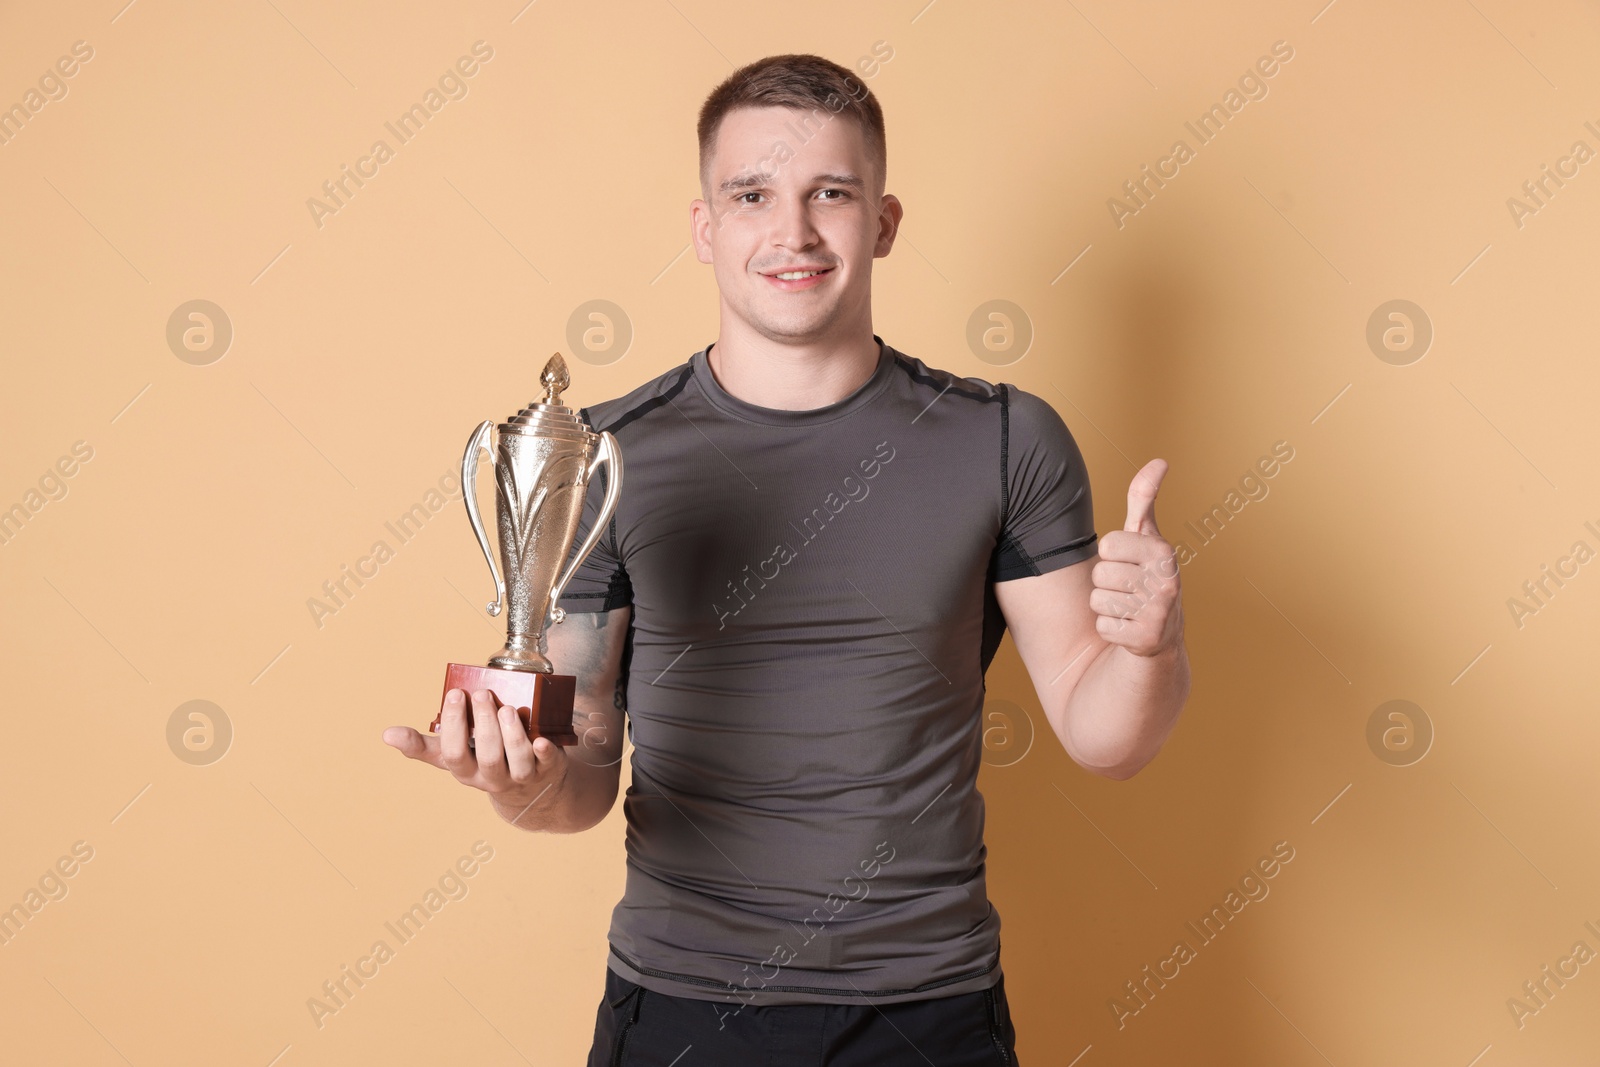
top-left (447, 690), bottom-right (463, 704)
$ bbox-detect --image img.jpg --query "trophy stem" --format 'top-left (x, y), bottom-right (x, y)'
top-left (488, 632), bottom-right (555, 674)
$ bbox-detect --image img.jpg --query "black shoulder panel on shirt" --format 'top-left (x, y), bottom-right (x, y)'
top-left (597, 362), bottom-right (696, 437)
top-left (890, 354), bottom-right (1002, 406)
top-left (998, 383), bottom-right (1011, 529)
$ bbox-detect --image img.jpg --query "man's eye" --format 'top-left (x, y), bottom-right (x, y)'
top-left (738, 192), bottom-right (763, 204)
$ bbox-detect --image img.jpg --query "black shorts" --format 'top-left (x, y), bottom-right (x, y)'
top-left (587, 966), bottom-right (1021, 1066)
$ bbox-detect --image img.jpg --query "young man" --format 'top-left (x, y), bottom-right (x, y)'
top-left (385, 53), bottom-right (1190, 1065)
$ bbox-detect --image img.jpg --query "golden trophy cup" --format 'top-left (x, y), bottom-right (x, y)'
top-left (432, 353), bottom-right (622, 746)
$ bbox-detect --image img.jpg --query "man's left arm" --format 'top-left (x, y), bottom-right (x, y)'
top-left (994, 458), bottom-right (1190, 780)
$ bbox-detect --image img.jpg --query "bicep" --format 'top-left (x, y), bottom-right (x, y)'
top-left (993, 555), bottom-right (1106, 736)
top-left (544, 606), bottom-right (631, 775)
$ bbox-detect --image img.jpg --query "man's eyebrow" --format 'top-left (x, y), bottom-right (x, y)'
top-left (717, 171), bottom-right (868, 194)
top-left (813, 172), bottom-right (867, 191)
top-left (718, 171), bottom-right (770, 194)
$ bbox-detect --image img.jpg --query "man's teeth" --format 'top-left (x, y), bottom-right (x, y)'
top-left (775, 270), bottom-right (823, 280)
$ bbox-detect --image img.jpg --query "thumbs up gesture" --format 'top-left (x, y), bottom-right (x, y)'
top-left (1091, 459), bottom-right (1183, 657)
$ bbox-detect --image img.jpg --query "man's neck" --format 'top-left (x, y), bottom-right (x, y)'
top-left (706, 324), bottom-right (881, 412)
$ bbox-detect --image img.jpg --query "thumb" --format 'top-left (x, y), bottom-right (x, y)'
top-left (384, 726), bottom-right (441, 767)
top-left (1124, 458), bottom-right (1169, 535)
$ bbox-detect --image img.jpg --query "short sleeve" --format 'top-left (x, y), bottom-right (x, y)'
top-left (553, 414), bottom-right (631, 614)
top-left (990, 385), bottom-right (1098, 581)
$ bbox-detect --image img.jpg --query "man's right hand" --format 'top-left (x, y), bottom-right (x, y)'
top-left (382, 605), bottom-right (632, 834)
top-left (383, 689), bottom-right (573, 823)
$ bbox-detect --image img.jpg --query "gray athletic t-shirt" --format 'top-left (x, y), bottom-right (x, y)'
top-left (554, 335), bottom-right (1097, 1007)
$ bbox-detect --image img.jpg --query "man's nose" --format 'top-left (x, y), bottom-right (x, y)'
top-left (772, 195), bottom-right (821, 250)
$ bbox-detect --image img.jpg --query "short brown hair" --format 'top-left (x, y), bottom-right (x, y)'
top-left (697, 53), bottom-right (887, 197)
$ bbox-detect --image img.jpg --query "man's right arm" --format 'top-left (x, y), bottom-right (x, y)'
top-left (382, 606), bottom-right (631, 834)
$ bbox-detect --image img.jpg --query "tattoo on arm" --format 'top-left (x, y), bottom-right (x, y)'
top-left (550, 609), bottom-right (628, 758)
top-left (554, 610), bottom-right (629, 704)
top-left (559, 613), bottom-right (610, 699)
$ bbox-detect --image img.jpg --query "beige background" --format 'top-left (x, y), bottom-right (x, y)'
top-left (3, 0), bottom-right (1598, 1063)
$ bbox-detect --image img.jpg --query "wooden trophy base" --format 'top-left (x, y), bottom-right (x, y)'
top-left (433, 663), bottom-right (580, 747)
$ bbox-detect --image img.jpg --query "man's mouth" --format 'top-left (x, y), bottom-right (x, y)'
top-left (762, 266), bottom-right (834, 290)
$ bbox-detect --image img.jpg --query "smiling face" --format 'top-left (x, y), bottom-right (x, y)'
top-left (691, 105), bottom-right (901, 347)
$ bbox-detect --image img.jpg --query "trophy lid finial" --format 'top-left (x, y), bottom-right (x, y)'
top-left (541, 353), bottom-right (570, 406)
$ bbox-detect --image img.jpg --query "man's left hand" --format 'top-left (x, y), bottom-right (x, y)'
top-left (1090, 458), bottom-right (1183, 657)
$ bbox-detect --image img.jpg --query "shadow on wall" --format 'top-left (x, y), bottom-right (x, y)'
top-left (979, 166), bottom-right (1570, 1056)
top-left (978, 215), bottom-right (1330, 1062)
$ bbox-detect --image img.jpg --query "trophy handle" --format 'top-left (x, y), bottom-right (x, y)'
top-left (547, 430), bottom-right (623, 625)
top-left (462, 419), bottom-right (506, 617)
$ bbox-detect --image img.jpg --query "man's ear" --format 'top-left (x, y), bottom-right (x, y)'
top-left (873, 193), bottom-right (903, 258)
top-left (691, 198), bottom-right (715, 264)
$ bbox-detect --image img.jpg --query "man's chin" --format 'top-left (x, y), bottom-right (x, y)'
top-left (747, 319), bottom-right (839, 345)
top-left (740, 304), bottom-right (845, 343)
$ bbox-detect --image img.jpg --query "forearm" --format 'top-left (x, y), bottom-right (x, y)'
top-left (1055, 637), bottom-right (1190, 779)
top-left (490, 755), bottom-right (617, 833)
top-left (492, 608), bottom-right (628, 833)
